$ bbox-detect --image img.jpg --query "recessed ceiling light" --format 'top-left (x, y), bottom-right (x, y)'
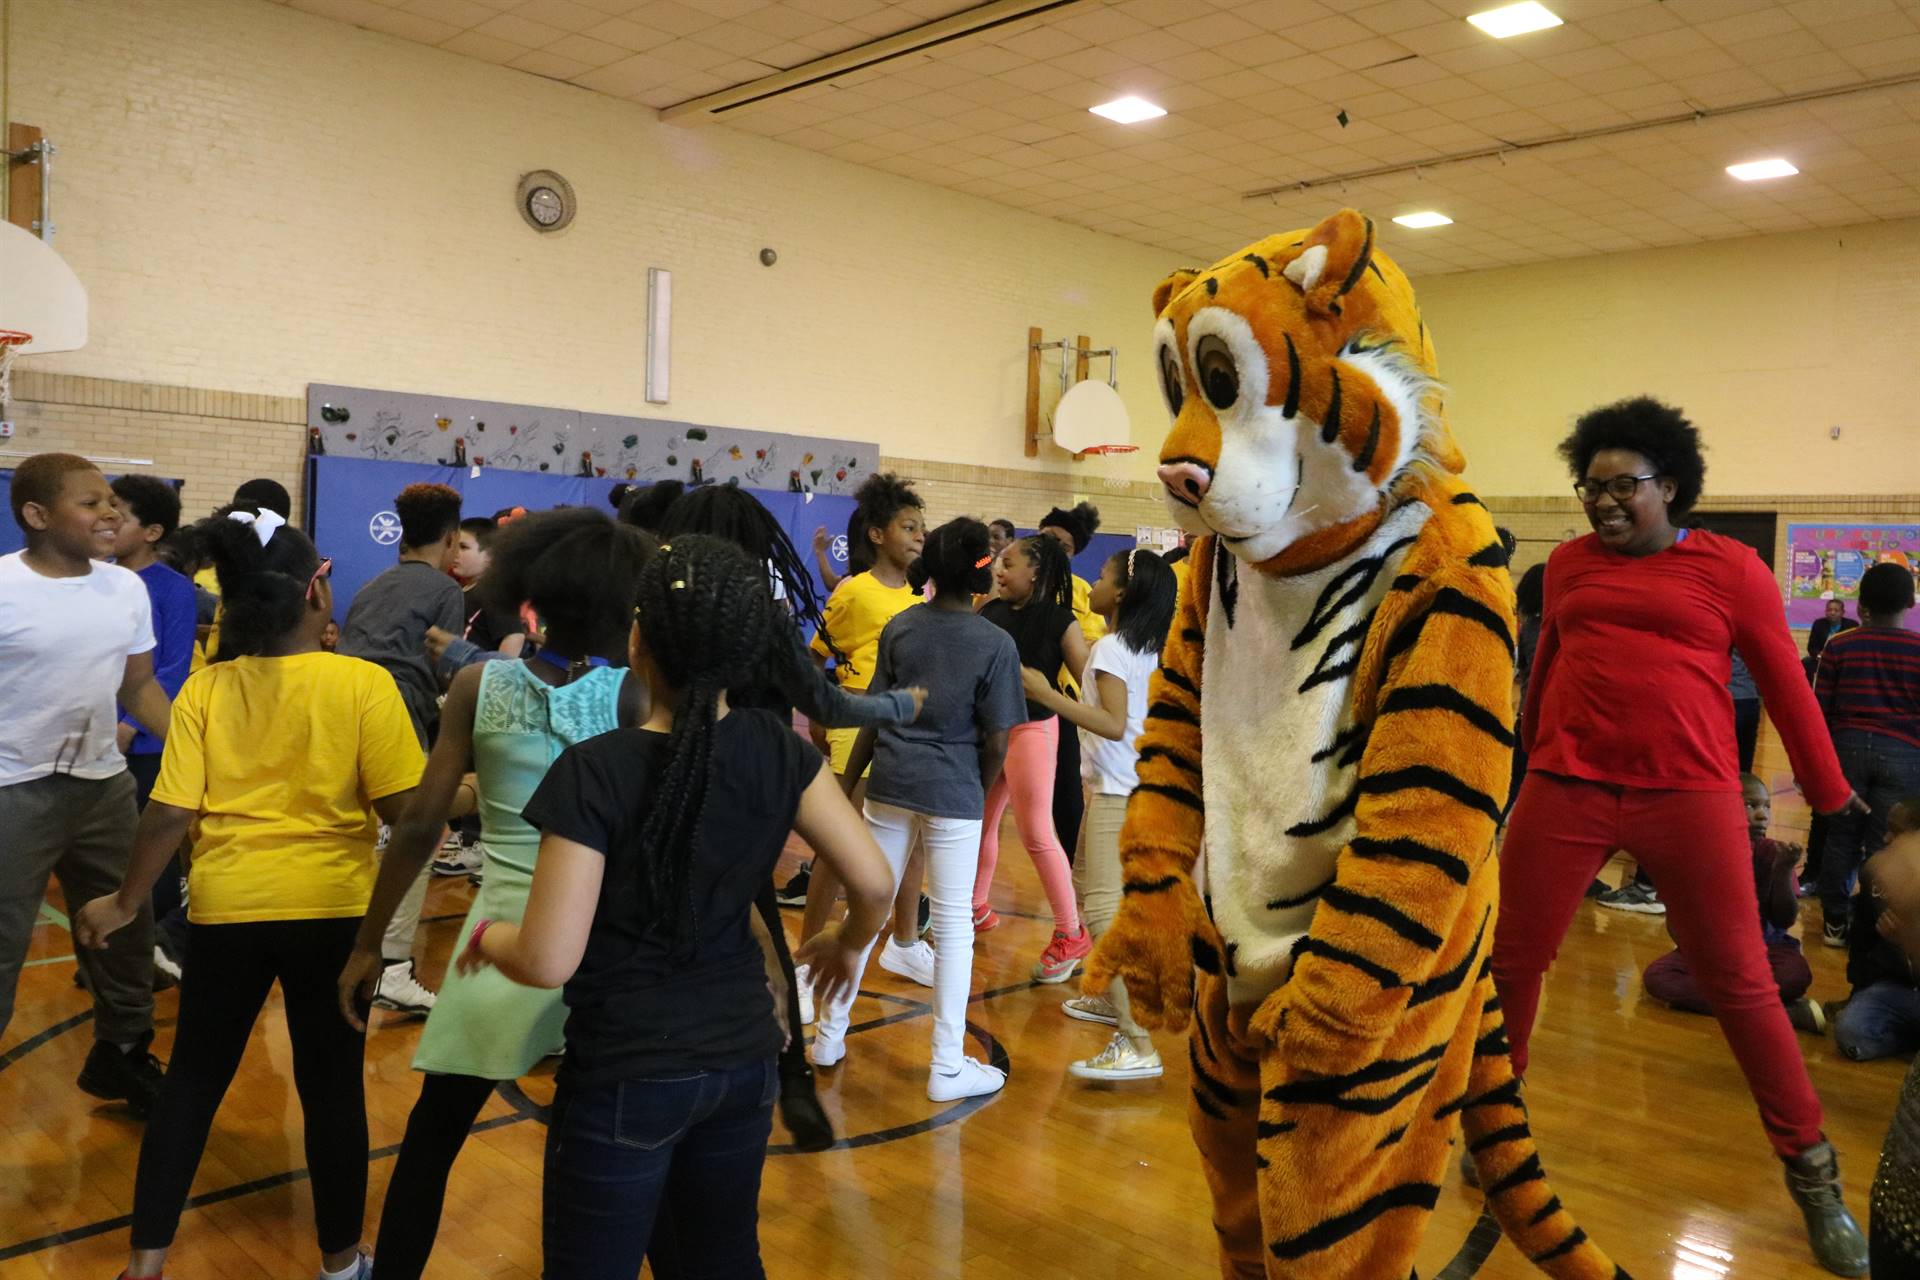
top-left (1089, 96), bottom-right (1166, 125)
top-left (1727, 158), bottom-right (1798, 181)
top-left (1392, 211), bottom-right (1454, 229)
top-left (1467, 2), bottom-right (1562, 38)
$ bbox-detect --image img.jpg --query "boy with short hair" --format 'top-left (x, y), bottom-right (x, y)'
top-left (0, 452), bottom-right (174, 1117)
top-left (109, 475), bottom-right (198, 981)
top-left (340, 482), bottom-right (465, 1014)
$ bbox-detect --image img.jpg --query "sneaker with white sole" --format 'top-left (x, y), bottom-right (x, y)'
top-left (374, 959), bottom-right (437, 1015)
top-left (432, 842), bottom-right (483, 877)
top-left (795, 963), bottom-right (814, 1027)
top-left (1032, 926), bottom-right (1092, 983)
top-left (1069, 1031), bottom-right (1163, 1081)
top-left (877, 938), bottom-right (936, 988)
top-left (810, 1025), bottom-right (846, 1068)
top-left (1063, 995), bottom-right (1118, 1026)
top-left (775, 864), bottom-right (811, 906)
top-left (315, 1253), bottom-right (374, 1280)
top-left (928, 1055), bottom-right (1005, 1101)
top-left (1596, 881), bottom-right (1665, 915)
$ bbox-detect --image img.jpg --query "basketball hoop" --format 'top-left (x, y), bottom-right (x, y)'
top-left (0, 329), bottom-right (32, 413)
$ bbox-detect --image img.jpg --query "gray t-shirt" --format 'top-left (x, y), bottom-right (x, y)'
top-left (340, 560), bottom-right (465, 744)
top-left (866, 604), bottom-right (1026, 820)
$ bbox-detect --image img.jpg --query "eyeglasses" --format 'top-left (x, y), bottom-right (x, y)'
top-left (305, 557), bottom-right (333, 599)
top-left (1574, 474), bottom-right (1660, 504)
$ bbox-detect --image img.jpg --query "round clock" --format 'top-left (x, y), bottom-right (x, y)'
top-left (516, 170), bottom-right (576, 233)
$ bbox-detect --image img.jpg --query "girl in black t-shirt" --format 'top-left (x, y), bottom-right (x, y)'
top-left (458, 535), bottom-right (894, 1280)
top-left (975, 535), bottom-right (1094, 982)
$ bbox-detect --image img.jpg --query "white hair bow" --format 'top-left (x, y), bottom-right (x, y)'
top-left (229, 508), bottom-right (287, 547)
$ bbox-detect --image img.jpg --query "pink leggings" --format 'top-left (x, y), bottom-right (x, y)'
top-left (973, 717), bottom-right (1080, 934)
top-left (1492, 771), bottom-right (1824, 1157)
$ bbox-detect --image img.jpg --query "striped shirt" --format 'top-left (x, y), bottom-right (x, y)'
top-left (1816, 625), bottom-right (1920, 749)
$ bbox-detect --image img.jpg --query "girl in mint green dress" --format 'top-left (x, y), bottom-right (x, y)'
top-left (339, 509), bottom-right (650, 1280)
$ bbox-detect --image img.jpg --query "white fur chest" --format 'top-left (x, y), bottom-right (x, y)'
top-left (1200, 502), bottom-right (1429, 1008)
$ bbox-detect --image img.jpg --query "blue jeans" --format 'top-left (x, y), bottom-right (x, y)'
top-left (1821, 728), bottom-right (1920, 924)
top-left (1835, 982), bottom-right (1920, 1061)
top-left (542, 1057), bottom-right (777, 1279)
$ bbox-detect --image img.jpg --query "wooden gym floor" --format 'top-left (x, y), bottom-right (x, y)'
top-left (0, 720), bottom-right (1907, 1279)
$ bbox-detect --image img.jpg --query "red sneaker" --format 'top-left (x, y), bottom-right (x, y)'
top-left (972, 903), bottom-right (1001, 932)
top-left (1032, 926), bottom-right (1092, 983)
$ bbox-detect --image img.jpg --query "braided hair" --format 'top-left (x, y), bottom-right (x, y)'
top-left (656, 483), bottom-right (840, 662)
top-left (1000, 533), bottom-right (1076, 660)
top-left (201, 507), bottom-right (322, 661)
top-left (909, 517), bottom-right (994, 600)
top-left (628, 534), bottom-right (781, 942)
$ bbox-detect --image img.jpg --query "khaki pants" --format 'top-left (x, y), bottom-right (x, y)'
top-left (1072, 789), bottom-right (1147, 1040)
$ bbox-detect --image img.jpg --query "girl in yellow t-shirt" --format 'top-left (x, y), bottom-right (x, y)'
top-left (77, 509), bottom-right (422, 1280)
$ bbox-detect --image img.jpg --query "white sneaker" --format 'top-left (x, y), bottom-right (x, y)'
top-left (810, 1025), bottom-right (846, 1068)
top-left (928, 1056), bottom-right (1006, 1101)
top-left (1069, 1032), bottom-right (1163, 1082)
top-left (315, 1252), bottom-right (373, 1280)
top-left (431, 842), bottom-right (483, 877)
top-left (877, 937), bottom-right (936, 988)
top-left (373, 959), bottom-right (437, 1014)
top-left (795, 963), bottom-right (814, 1026)
top-left (1063, 995), bottom-right (1118, 1026)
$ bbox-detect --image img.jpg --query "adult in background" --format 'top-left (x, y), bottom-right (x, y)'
top-left (1035, 502), bottom-right (1106, 865)
top-left (1491, 397), bottom-right (1870, 1276)
top-left (339, 482), bottom-right (465, 1015)
top-left (1814, 562), bottom-right (1920, 947)
top-left (1810, 595), bottom-right (1859, 671)
top-left (0, 453), bottom-right (174, 1116)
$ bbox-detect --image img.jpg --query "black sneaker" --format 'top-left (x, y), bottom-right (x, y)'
top-left (77, 1034), bottom-right (166, 1120)
top-left (1596, 882), bottom-right (1665, 915)
top-left (776, 864), bottom-right (811, 907)
top-left (1822, 918), bottom-right (1849, 949)
top-left (917, 892), bottom-right (932, 938)
top-left (778, 1064), bottom-right (835, 1152)
top-left (1782, 1137), bottom-right (1869, 1275)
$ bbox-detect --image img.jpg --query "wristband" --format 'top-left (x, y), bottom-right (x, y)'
top-left (465, 918), bottom-right (493, 961)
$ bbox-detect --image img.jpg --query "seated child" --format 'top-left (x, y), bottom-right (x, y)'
top-left (1834, 797), bottom-right (1920, 1062)
top-left (1642, 773), bottom-right (1826, 1034)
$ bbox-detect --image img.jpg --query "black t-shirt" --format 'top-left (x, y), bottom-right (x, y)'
top-left (979, 597), bottom-right (1077, 721)
top-left (520, 709), bottom-right (823, 1083)
top-left (463, 584), bottom-right (526, 654)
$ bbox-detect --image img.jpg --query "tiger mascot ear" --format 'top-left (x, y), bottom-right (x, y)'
top-left (1153, 267), bottom-right (1201, 319)
top-left (1281, 207), bottom-right (1376, 318)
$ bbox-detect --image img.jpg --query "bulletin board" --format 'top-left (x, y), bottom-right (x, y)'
top-left (1786, 523), bottom-right (1920, 626)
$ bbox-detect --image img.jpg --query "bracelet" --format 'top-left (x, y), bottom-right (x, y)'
top-left (465, 918), bottom-right (493, 960)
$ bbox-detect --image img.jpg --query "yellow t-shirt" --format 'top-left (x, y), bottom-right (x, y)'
top-left (151, 652), bottom-right (425, 924)
top-left (191, 566), bottom-right (220, 671)
top-left (808, 572), bottom-right (918, 692)
top-left (1060, 574), bottom-right (1107, 694)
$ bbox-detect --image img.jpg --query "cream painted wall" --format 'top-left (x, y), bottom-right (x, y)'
top-left (1, 0), bottom-right (1178, 481)
top-left (1417, 217), bottom-right (1920, 497)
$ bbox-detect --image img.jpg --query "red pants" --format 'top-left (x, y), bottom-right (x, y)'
top-left (1492, 771), bottom-right (1824, 1157)
top-left (1644, 940), bottom-right (1811, 1014)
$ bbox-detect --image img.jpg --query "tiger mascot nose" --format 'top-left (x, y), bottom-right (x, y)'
top-left (1158, 460), bottom-right (1212, 504)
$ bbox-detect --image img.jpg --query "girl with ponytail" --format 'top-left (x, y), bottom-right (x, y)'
top-left (460, 534), bottom-right (894, 1278)
top-left (812, 519), bottom-right (1027, 1100)
top-left (77, 509), bottom-right (424, 1280)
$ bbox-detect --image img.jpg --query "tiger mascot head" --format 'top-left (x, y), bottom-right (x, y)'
top-left (1152, 207), bottom-right (1464, 576)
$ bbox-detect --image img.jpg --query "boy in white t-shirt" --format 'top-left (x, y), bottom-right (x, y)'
top-left (0, 453), bottom-right (174, 1118)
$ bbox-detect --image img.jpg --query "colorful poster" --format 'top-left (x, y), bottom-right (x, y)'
top-left (1786, 523), bottom-right (1920, 626)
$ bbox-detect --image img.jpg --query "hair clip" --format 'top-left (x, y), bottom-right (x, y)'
top-left (658, 542), bottom-right (672, 553)
top-left (974, 553), bottom-right (993, 569)
top-left (671, 579), bottom-right (687, 590)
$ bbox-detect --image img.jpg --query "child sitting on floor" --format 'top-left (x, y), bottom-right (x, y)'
top-left (1642, 773), bottom-right (1826, 1034)
top-left (1834, 798), bottom-right (1920, 1062)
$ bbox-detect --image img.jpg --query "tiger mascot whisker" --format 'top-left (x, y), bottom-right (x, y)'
top-left (1085, 208), bottom-right (1629, 1280)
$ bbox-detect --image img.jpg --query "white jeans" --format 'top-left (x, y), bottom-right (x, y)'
top-left (814, 800), bottom-right (982, 1074)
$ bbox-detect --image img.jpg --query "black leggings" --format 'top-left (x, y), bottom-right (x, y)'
top-left (131, 917), bottom-right (367, 1252)
top-left (753, 881), bottom-right (809, 1079)
top-left (1052, 721), bottom-right (1084, 868)
top-left (373, 1072), bottom-right (498, 1279)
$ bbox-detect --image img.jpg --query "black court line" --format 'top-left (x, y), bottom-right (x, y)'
top-left (0, 1008), bottom-right (92, 1074)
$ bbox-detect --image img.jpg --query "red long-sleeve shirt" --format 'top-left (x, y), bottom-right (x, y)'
top-left (1523, 530), bottom-right (1850, 809)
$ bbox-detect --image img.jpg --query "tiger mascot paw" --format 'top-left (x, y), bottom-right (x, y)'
top-left (1083, 857), bottom-right (1214, 1033)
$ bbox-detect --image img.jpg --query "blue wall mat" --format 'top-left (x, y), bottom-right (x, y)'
top-left (307, 383), bottom-right (878, 495)
top-left (0, 469), bottom-right (183, 558)
top-left (308, 456), bottom-right (857, 633)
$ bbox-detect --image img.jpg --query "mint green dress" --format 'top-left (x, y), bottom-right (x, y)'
top-left (411, 660), bottom-right (625, 1078)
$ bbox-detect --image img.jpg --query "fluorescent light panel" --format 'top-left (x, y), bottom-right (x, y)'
top-left (1467, 2), bottom-right (1562, 38)
top-left (1089, 95), bottom-right (1165, 124)
top-left (1727, 158), bottom-right (1798, 181)
top-left (1393, 211), bottom-right (1453, 229)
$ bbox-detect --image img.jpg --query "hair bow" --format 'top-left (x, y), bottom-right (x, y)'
top-left (229, 508), bottom-right (287, 547)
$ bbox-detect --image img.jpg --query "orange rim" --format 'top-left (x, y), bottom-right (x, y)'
top-left (0, 330), bottom-right (31, 347)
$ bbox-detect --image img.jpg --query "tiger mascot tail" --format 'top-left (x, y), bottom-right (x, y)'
top-left (1084, 209), bottom-right (1628, 1279)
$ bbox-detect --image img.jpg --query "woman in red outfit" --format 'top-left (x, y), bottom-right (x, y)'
top-left (1492, 397), bottom-right (1871, 1278)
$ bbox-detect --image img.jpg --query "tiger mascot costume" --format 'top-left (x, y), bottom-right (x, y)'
top-left (1084, 209), bottom-right (1628, 1280)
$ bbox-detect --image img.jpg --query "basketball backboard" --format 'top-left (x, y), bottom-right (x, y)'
top-left (0, 220), bottom-right (87, 353)
top-left (1050, 378), bottom-right (1130, 454)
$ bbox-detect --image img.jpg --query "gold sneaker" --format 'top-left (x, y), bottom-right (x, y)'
top-left (1068, 1031), bottom-right (1163, 1081)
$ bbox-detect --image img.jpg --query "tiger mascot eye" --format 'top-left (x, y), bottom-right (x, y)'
top-left (1084, 209), bottom-right (1628, 1280)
